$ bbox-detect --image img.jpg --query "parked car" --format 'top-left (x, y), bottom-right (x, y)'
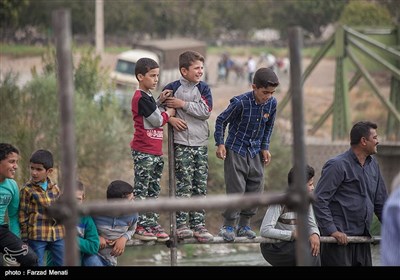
top-left (110, 49), bottom-right (159, 89)
top-left (110, 38), bottom-right (207, 90)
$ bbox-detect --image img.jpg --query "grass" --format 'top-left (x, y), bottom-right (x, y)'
top-left (0, 43), bottom-right (48, 57)
top-left (0, 43), bottom-right (131, 57)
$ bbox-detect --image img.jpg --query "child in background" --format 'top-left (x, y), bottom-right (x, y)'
top-left (260, 165), bottom-right (320, 266)
top-left (19, 149), bottom-right (64, 266)
top-left (94, 180), bottom-right (138, 266)
top-left (47, 180), bottom-right (105, 266)
top-left (75, 180), bottom-right (104, 266)
top-left (130, 57), bottom-right (175, 242)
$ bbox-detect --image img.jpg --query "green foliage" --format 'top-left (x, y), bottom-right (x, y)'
top-left (0, 48), bottom-right (131, 196)
top-left (40, 46), bottom-right (57, 75)
top-left (370, 214), bottom-right (381, 236)
top-left (2, 0), bottom-right (349, 43)
top-left (0, 43), bottom-right (128, 58)
top-left (74, 48), bottom-right (107, 100)
top-left (0, 0), bottom-right (29, 29)
top-left (0, 43), bottom-right (47, 57)
top-left (0, 72), bottom-right (59, 183)
top-left (104, 46), bottom-right (131, 55)
top-left (264, 132), bottom-right (292, 191)
top-left (0, 72), bottom-right (24, 159)
top-left (182, 244), bottom-right (196, 258)
top-left (271, 0), bottom-right (346, 39)
top-left (18, 0), bottom-right (95, 35)
top-left (207, 133), bottom-right (225, 193)
top-left (73, 91), bottom-right (131, 199)
top-left (40, 46), bottom-right (110, 100)
top-left (3, 0), bottom-right (397, 43)
top-left (339, 1), bottom-right (394, 27)
top-left (378, 0), bottom-right (400, 23)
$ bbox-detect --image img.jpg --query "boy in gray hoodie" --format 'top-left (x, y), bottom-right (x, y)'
top-left (163, 50), bottom-right (213, 242)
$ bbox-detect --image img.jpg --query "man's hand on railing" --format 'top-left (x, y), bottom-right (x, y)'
top-left (331, 231), bottom-right (348, 245)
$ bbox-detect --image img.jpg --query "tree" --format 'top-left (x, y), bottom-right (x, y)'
top-left (18, 0), bottom-right (95, 36)
top-left (339, 1), bottom-right (394, 27)
top-left (271, 0), bottom-right (347, 39)
top-left (0, 0), bottom-right (30, 29)
top-left (380, 0), bottom-right (400, 24)
top-left (0, 49), bottom-right (130, 197)
top-left (0, 0), bottom-right (30, 40)
top-left (6, 0), bottom-right (353, 43)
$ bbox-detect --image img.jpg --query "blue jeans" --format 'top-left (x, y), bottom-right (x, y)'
top-left (82, 253), bottom-right (109, 266)
top-left (28, 239), bottom-right (64, 266)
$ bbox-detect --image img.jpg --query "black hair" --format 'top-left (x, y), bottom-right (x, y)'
top-left (253, 67), bottom-right (279, 88)
top-left (0, 143), bottom-right (19, 161)
top-left (135, 57), bottom-right (159, 80)
top-left (76, 180), bottom-right (85, 192)
top-left (29, 149), bottom-right (53, 170)
top-left (350, 121), bottom-right (378, 146)
top-left (287, 165), bottom-right (315, 186)
top-left (106, 180), bottom-right (134, 199)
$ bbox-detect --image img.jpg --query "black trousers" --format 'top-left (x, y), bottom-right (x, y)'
top-left (320, 242), bottom-right (372, 266)
top-left (0, 225), bottom-right (38, 266)
top-left (260, 241), bottom-right (321, 266)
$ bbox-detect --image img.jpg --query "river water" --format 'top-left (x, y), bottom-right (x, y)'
top-left (118, 243), bottom-right (381, 266)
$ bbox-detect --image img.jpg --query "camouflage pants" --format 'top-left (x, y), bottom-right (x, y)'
top-left (174, 144), bottom-right (208, 228)
top-left (131, 150), bottom-right (164, 227)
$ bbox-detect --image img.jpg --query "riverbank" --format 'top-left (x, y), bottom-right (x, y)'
top-left (117, 243), bottom-right (381, 266)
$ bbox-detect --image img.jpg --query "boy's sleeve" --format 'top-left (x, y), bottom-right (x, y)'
top-left (214, 98), bottom-right (239, 145)
top-left (19, 187), bottom-right (30, 240)
top-left (8, 181), bottom-right (21, 237)
top-left (184, 84), bottom-right (212, 120)
top-left (122, 215), bottom-right (138, 241)
top-left (261, 99), bottom-right (277, 150)
top-left (78, 217), bottom-right (100, 255)
top-left (139, 97), bottom-right (167, 128)
top-left (162, 82), bottom-right (174, 92)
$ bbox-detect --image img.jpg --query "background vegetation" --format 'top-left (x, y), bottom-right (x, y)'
top-left (1, 0), bottom-right (394, 237)
top-left (1, 0), bottom-right (397, 46)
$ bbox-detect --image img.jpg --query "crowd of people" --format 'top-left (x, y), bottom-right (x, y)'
top-left (216, 52), bottom-right (289, 86)
top-left (1, 48), bottom-right (398, 267)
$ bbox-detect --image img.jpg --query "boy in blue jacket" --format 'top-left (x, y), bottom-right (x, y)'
top-left (94, 180), bottom-right (138, 266)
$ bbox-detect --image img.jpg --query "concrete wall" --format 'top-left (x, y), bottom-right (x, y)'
top-left (306, 144), bottom-right (400, 193)
top-left (375, 144), bottom-right (400, 193)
